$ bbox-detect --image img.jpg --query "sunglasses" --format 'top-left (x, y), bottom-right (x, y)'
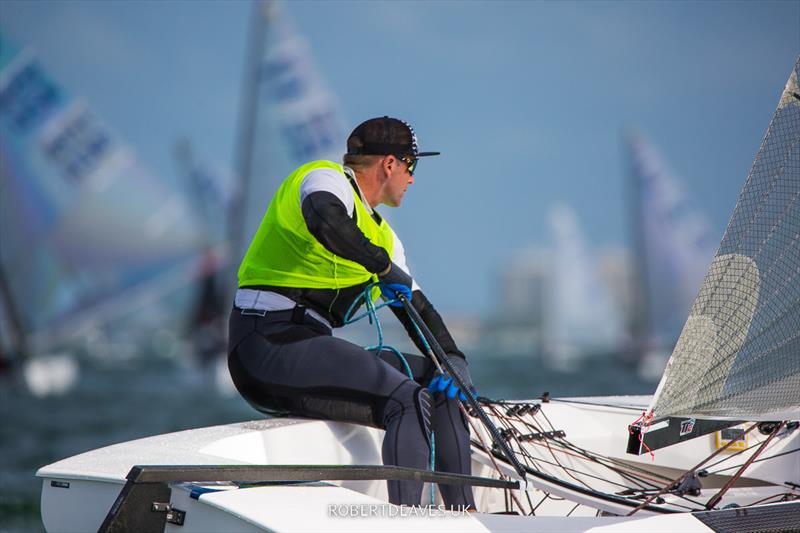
top-left (398, 156), bottom-right (418, 175)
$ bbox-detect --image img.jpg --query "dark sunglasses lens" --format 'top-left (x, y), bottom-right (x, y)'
top-left (407, 159), bottom-right (417, 175)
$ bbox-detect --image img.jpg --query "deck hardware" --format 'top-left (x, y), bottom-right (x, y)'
top-left (627, 417), bottom-right (742, 455)
top-left (517, 404), bottom-right (539, 416)
top-left (518, 430), bottom-right (566, 442)
top-left (151, 502), bottom-right (185, 526)
top-left (757, 421), bottom-right (780, 435)
top-left (673, 472), bottom-right (702, 497)
top-left (167, 508), bottom-right (185, 526)
top-left (499, 428), bottom-right (518, 440)
top-left (540, 392), bottom-right (550, 403)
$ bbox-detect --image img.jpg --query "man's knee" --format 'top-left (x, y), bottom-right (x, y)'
top-left (383, 381), bottom-right (433, 444)
top-left (415, 387), bottom-right (433, 446)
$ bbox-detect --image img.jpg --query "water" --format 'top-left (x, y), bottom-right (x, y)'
top-left (0, 352), bottom-right (656, 532)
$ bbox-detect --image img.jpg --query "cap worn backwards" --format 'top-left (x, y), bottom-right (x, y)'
top-left (346, 116), bottom-right (440, 158)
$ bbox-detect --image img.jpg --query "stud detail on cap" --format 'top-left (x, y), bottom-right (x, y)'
top-left (398, 118), bottom-right (419, 156)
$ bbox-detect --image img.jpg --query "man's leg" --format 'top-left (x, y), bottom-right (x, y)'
top-left (228, 314), bottom-right (433, 505)
top-left (376, 351), bottom-right (476, 508)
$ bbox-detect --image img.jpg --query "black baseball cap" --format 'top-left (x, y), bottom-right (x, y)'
top-left (346, 116), bottom-right (440, 158)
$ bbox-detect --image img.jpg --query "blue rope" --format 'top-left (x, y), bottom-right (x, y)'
top-left (430, 433), bottom-right (436, 504)
top-left (344, 283), bottom-right (436, 505)
top-left (343, 283), bottom-right (415, 375)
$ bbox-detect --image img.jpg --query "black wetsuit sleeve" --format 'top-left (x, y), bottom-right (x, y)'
top-left (390, 289), bottom-right (467, 361)
top-left (301, 191), bottom-right (391, 274)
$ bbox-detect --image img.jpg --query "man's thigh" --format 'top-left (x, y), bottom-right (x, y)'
top-left (373, 350), bottom-right (436, 386)
top-left (267, 335), bottom-right (420, 426)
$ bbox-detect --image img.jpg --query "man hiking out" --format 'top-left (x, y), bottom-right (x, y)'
top-left (228, 116), bottom-right (476, 508)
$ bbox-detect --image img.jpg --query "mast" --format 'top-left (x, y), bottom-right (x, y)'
top-left (624, 129), bottom-right (651, 367)
top-left (227, 0), bottom-right (271, 297)
top-left (0, 263), bottom-right (29, 365)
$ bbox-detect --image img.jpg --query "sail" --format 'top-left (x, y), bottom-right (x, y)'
top-left (546, 203), bottom-right (623, 364)
top-left (229, 0), bottom-right (346, 268)
top-left (627, 132), bottom-right (717, 355)
top-left (649, 57), bottom-right (800, 421)
top-left (0, 33), bottom-right (208, 352)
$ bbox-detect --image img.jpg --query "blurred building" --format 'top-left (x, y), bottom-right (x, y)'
top-left (480, 248), bottom-right (550, 359)
top-left (624, 131), bottom-right (718, 378)
top-left (596, 247), bottom-right (635, 337)
top-left (481, 207), bottom-right (631, 368)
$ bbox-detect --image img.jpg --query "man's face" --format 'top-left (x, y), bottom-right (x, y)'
top-left (381, 156), bottom-right (415, 207)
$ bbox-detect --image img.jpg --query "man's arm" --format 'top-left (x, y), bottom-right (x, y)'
top-left (391, 290), bottom-right (474, 395)
top-left (390, 289), bottom-right (466, 361)
top-left (301, 169), bottom-right (468, 371)
top-left (301, 190), bottom-right (390, 274)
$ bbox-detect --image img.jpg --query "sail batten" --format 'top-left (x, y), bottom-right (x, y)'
top-left (649, 57), bottom-right (800, 421)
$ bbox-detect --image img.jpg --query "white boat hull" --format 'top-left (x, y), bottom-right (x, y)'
top-left (37, 396), bottom-right (800, 532)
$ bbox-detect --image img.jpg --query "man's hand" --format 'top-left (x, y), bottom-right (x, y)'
top-left (429, 355), bottom-right (475, 401)
top-left (378, 262), bottom-right (412, 307)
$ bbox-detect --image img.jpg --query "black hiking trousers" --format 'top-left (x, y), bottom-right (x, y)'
top-left (227, 306), bottom-right (475, 508)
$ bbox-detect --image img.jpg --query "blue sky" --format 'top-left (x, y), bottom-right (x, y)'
top-left (1, 0), bottom-right (798, 313)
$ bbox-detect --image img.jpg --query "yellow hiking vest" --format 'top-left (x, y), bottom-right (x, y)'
top-left (237, 161), bottom-right (395, 294)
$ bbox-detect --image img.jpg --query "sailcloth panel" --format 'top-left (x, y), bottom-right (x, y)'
top-left (233, 1), bottom-right (346, 264)
top-left (0, 33), bottom-right (208, 349)
top-left (650, 57), bottom-right (800, 421)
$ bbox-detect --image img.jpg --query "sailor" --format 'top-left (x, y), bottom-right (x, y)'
top-left (228, 117), bottom-right (476, 508)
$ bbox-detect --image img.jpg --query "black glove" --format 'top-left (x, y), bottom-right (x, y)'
top-left (378, 262), bottom-right (412, 307)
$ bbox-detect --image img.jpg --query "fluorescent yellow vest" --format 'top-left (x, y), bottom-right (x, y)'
top-left (237, 160), bottom-right (395, 293)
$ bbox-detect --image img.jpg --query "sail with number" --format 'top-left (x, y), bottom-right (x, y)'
top-left (229, 0), bottom-right (346, 268)
top-left (0, 33), bottom-right (208, 354)
top-left (649, 57), bottom-right (800, 421)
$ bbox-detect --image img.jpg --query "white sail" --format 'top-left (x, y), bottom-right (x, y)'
top-left (0, 33), bottom-right (209, 353)
top-left (627, 132), bottom-right (717, 358)
top-left (229, 0), bottom-right (347, 266)
top-left (649, 57), bottom-right (800, 421)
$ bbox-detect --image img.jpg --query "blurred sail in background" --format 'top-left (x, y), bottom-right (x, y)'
top-left (229, 0), bottom-right (347, 271)
top-left (546, 204), bottom-right (624, 369)
top-left (165, 0), bottom-right (349, 377)
top-left (626, 131), bottom-right (717, 375)
top-left (0, 33), bottom-right (209, 361)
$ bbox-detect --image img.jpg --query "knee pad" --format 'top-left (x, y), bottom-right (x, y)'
top-left (415, 387), bottom-right (433, 448)
top-left (383, 381), bottom-right (433, 449)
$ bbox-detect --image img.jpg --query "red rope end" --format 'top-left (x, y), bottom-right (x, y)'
top-left (630, 410), bottom-right (656, 461)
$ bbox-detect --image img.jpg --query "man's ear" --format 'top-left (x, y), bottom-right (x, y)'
top-left (380, 155), bottom-right (395, 181)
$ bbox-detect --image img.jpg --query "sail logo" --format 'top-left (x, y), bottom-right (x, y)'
top-left (0, 58), bottom-right (62, 134)
top-left (679, 418), bottom-right (696, 436)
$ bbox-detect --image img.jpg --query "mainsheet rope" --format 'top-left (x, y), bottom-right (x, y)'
top-left (341, 284), bottom-right (791, 514)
